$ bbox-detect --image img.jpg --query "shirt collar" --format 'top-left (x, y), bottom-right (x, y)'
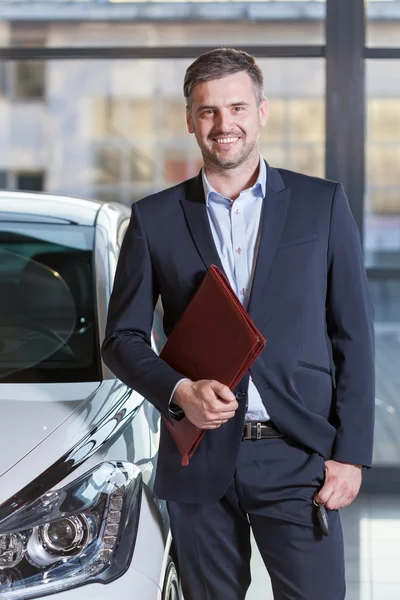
top-left (202, 156), bottom-right (267, 207)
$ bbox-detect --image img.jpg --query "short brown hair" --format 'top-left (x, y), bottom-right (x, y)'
top-left (184, 47), bottom-right (264, 108)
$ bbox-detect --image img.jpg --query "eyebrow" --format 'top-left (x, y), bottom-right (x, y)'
top-left (196, 101), bottom-right (250, 112)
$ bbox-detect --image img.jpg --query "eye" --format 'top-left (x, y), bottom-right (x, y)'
top-left (233, 106), bottom-right (246, 112)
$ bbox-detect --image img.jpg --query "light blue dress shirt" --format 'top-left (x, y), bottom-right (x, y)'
top-left (202, 158), bottom-right (270, 422)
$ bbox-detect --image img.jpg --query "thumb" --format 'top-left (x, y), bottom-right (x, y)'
top-left (314, 480), bottom-right (334, 506)
top-left (208, 380), bottom-right (236, 402)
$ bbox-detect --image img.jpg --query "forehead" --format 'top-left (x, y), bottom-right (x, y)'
top-left (190, 71), bottom-right (257, 105)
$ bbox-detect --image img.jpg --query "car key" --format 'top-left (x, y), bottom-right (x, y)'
top-left (313, 500), bottom-right (329, 536)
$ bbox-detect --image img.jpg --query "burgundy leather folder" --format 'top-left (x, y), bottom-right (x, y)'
top-left (160, 265), bottom-right (266, 466)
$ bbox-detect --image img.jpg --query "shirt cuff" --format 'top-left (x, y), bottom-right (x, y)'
top-left (169, 378), bottom-right (190, 420)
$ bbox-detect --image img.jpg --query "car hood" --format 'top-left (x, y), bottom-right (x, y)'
top-left (0, 382), bottom-right (101, 477)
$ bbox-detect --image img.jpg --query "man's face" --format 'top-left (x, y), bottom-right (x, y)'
top-left (186, 70), bottom-right (269, 171)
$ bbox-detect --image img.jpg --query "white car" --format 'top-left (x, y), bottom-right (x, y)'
top-left (0, 192), bottom-right (180, 600)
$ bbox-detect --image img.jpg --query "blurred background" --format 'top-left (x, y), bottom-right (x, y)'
top-left (0, 2), bottom-right (399, 598)
top-left (0, 0), bottom-right (399, 481)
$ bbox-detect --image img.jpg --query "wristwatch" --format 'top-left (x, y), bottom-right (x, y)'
top-left (169, 402), bottom-right (185, 421)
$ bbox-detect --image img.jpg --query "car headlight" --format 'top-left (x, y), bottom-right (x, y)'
top-left (0, 461), bottom-right (142, 599)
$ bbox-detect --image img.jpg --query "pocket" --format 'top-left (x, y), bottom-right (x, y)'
top-left (297, 360), bottom-right (331, 376)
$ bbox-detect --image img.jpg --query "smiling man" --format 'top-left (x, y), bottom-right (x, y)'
top-left (102, 48), bottom-right (375, 600)
top-left (186, 69), bottom-right (268, 182)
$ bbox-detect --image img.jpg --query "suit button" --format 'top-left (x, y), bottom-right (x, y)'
top-left (236, 392), bottom-right (244, 400)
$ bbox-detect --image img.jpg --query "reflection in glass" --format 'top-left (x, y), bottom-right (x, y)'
top-left (365, 61), bottom-right (400, 268)
top-left (0, 225), bottom-right (100, 383)
top-left (369, 279), bottom-right (400, 465)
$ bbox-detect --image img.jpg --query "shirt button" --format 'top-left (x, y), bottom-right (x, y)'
top-left (240, 288), bottom-right (246, 295)
top-left (235, 209), bottom-right (239, 215)
top-left (236, 247), bottom-right (242, 255)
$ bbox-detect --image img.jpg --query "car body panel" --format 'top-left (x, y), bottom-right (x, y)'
top-left (0, 381), bottom-right (101, 477)
top-left (0, 193), bottom-right (174, 599)
top-left (51, 564), bottom-right (161, 600)
top-left (0, 191), bottom-right (102, 226)
top-left (0, 380), bottom-right (145, 508)
top-left (94, 202), bottom-right (130, 380)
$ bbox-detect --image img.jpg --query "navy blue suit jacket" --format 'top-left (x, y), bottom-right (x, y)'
top-left (102, 163), bottom-right (375, 503)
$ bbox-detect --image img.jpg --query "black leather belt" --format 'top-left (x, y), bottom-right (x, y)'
top-left (242, 421), bottom-right (283, 441)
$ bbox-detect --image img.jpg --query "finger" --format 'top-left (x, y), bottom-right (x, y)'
top-left (325, 489), bottom-right (351, 510)
top-left (214, 408), bottom-right (237, 418)
top-left (204, 408), bottom-right (236, 422)
top-left (323, 494), bottom-right (342, 511)
top-left (337, 495), bottom-right (356, 510)
top-left (314, 483), bottom-right (335, 506)
top-left (203, 417), bottom-right (230, 428)
top-left (215, 405), bottom-right (238, 416)
top-left (202, 421), bottom-right (222, 429)
top-left (325, 481), bottom-right (358, 510)
top-left (205, 414), bottom-right (233, 425)
top-left (208, 380), bottom-right (236, 403)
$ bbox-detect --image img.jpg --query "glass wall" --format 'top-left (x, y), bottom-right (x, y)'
top-left (366, 0), bottom-right (400, 47)
top-left (2, 17), bottom-right (325, 48)
top-left (365, 60), bottom-right (400, 269)
top-left (370, 278), bottom-right (400, 465)
top-left (366, 58), bottom-right (400, 467)
top-left (0, 58), bottom-right (324, 203)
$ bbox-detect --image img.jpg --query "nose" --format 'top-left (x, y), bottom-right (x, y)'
top-left (214, 108), bottom-right (233, 132)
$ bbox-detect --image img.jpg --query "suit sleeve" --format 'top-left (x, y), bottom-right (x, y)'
top-left (326, 183), bottom-right (375, 467)
top-left (101, 202), bottom-right (184, 420)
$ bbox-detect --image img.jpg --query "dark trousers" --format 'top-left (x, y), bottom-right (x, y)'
top-left (168, 437), bottom-right (345, 600)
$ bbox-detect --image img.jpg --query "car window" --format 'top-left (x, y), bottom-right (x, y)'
top-left (0, 223), bottom-right (101, 383)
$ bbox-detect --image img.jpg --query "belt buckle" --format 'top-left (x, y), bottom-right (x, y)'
top-left (244, 423), bottom-right (252, 441)
top-left (256, 422), bottom-right (262, 440)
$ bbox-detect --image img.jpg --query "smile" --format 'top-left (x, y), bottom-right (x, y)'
top-left (213, 137), bottom-right (239, 144)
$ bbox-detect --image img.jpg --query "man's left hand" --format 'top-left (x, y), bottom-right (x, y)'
top-left (314, 460), bottom-right (362, 510)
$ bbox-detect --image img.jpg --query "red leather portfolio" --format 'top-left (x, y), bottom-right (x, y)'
top-left (160, 265), bottom-right (266, 466)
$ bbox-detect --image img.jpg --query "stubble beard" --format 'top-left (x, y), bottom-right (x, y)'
top-left (201, 136), bottom-right (260, 173)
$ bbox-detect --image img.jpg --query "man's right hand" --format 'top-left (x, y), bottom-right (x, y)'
top-left (172, 379), bottom-right (239, 429)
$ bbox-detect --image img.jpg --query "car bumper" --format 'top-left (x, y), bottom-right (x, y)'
top-left (46, 566), bottom-right (162, 600)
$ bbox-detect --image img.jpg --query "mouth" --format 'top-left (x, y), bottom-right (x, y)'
top-left (211, 136), bottom-right (241, 147)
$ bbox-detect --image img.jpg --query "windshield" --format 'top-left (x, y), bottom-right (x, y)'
top-left (0, 222), bottom-right (101, 383)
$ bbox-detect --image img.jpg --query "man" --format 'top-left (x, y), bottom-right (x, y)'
top-left (102, 48), bottom-right (375, 600)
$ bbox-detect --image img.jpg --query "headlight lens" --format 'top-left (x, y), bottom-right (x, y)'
top-left (0, 461), bottom-right (142, 599)
top-left (41, 515), bottom-right (87, 554)
top-left (0, 534), bottom-right (25, 568)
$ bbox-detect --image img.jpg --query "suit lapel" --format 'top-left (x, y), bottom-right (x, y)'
top-left (247, 164), bottom-right (291, 317)
top-left (180, 172), bottom-right (226, 275)
top-left (180, 164), bottom-right (291, 313)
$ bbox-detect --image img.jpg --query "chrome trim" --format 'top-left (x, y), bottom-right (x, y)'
top-left (0, 384), bottom-right (143, 526)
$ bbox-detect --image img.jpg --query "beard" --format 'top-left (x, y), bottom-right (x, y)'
top-left (200, 134), bottom-right (259, 172)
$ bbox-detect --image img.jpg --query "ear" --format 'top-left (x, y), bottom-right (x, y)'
top-left (186, 106), bottom-right (195, 134)
top-left (259, 98), bottom-right (269, 128)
